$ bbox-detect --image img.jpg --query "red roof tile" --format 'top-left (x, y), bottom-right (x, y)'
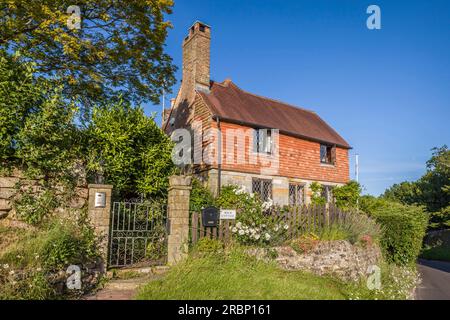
top-left (198, 80), bottom-right (351, 149)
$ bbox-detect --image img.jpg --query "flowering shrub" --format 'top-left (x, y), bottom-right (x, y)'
top-left (231, 221), bottom-right (289, 246)
top-left (216, 185), bottom-right (291, 246)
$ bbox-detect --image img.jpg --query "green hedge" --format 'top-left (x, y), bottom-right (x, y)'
top-left (360, 196), bottom-right (428, 265)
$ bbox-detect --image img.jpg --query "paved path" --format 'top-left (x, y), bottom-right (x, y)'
top-left (416, 259), bottom-right (450, 300)
top-left (84, 274), bottom-right (163, 300)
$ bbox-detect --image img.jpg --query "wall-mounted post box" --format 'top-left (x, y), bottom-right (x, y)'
top-left (202, 207), bottom-right (219, 227)
top-left (94, 192), bottom-right (106, 208)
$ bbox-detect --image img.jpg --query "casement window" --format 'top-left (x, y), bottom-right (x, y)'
top-left (289, 183), bottom-right (305, 206)
top-left (252, 178), bottom-right (273, 201)
top-left (320, 144), bottom-right (336, 165)
top-left (253, 129), bottom-right (273, 154)
top-left (321, 185), bottom-right (334, 203)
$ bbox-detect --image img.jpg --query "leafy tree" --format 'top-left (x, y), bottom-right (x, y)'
top-left (0, 51), bottom-right (79, 178)
top-left (418, 146), bottom-right (450, 212)
top-left (87, 101), bottom-right (174, 198)
top-left (16, 86), bottom-right (79, 178)
top-left (0, 0), bottom-right (177, 113)
top-left (382, 146), bottom-right (449, 216)
top-left (0, 52), bottom-right (40, 165)
top-left (383, 181), bottom-right (421, 206)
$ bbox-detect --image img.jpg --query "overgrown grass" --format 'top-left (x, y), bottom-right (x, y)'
top-left (137, 242), bottom-right (419, 300)
top-left (137, 245), bottom-right (348, 300)
top-left (0, 217), bottom-right (100, 300)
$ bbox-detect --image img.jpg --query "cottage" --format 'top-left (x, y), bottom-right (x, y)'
top-left (164, 21), bottom-right (351, 205)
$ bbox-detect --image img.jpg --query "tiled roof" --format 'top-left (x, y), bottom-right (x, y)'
top-left (198, 80), bottom-right (351, 149)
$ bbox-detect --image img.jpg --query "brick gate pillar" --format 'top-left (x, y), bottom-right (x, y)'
top-left (167, 175), bottom-right (192, 265)
top-left (88, 184), bottom-right (113, 269)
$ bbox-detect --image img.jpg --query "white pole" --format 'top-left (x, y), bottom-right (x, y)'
top-left (161, 88), bottom-right (166, 125)
top-left (355, 154), bottom-right (359, 183)
top-left (355, 153), bottom-right (359, 212)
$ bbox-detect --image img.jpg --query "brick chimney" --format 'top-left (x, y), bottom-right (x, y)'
top-left (181, 21), bottom-right (211, 99)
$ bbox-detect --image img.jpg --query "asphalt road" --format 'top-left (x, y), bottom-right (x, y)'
top-left (416, 259), bottom-right (450, 300)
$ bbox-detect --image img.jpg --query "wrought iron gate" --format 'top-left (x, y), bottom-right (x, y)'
top-left (108, 201), bottom-right (168, 268)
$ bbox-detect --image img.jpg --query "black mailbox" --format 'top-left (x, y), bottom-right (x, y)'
top-left (202, 206), bottom-right (219, 227)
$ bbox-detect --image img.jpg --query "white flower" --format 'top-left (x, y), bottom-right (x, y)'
top-left (284, 224), bottom-right (289, 230)
top-left (273, 225), bottom-right (279, 232)
top-left (250, 193), bottom-right (255, 198)
top-left (36, 267), bottom-right (42, 272)
top-left (231, 227), bottom-right (237, 233)
top-left (264, 233), bottom-right (271, 241)
top-left (238, 230), bottom-right (245, 236)
top-left (3, 264), bottom-right (9, 269)
top-left (249, 228), bottom-right (255, 234)
top-left (261, 224), bottom-right (266, 228)
top-left (262, 198), bottom-right (274, 210)
top-left (245, 229), bottom-right (250, 235)
top-left (254, 234), bottom-right (261, 240)
top-left (236, 222), bottom-right (242, 229)
top-left (236, 186), bottom-right (247, 195)
top-left (9, 270), bottom-right (15, 275)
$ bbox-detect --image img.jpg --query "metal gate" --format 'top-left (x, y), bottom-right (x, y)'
top-left (108, 201), bottom-right (167, 268)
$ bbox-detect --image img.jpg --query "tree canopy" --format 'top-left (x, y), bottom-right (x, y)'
top-left (0, 0), bottom-right (176, 113)
top-left (383, 146), bottom-right (450, 212)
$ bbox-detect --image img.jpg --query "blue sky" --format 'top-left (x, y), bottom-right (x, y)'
top-left (144, 0), bottom-right (450, 196)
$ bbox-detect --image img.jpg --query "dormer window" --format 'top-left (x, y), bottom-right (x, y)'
top-left (320, 144), bottom-right (335, 165)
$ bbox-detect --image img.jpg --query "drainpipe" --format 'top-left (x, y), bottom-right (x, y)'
top-left (216, 116), bottom-right (222, 196)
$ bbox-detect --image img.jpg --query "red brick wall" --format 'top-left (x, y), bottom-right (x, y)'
top-left (215, 122), bottom-right (349, 184)
top-left (171, 94), bottom-right (350, 184)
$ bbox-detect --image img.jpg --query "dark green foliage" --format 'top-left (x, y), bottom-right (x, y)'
top-left (360, 196), bottom-right (428, 265)
top-left (429, 206), bottom-right (450, 230)
top-left (333, 180), bottom-right (361, 210)
top-left (382, 181), bottom-right (420, 205)
top-left (86, 100), bottom-right (175, 198)
top-left (189, 178), bottom-right (215, 212)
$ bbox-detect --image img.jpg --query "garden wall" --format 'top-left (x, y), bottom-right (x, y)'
top-left (250, 240), bottom-right (381, 282)
top-left (0, 170), bottom-right (88, 221)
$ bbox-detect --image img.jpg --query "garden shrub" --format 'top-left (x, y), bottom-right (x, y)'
top-left (310, 182), bottom-right (326, 205)
top-left (13, 187), bottom-right (59, 225)
top-left (86, 100), bottom-right (175, 198)
top-left (195, 238), bottom-right (224, 254)
top-left (216, 186), bottom-right (290, 246)
top-left (360, 196), bottom-right (428, 265)
top-left (189, 178), bottom-right (214, 212)
top-left (332, 181), bottom-right (361, 211)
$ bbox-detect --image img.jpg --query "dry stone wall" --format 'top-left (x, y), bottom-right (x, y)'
top-left (249, 240), bottom-right (381, 282)
top-left (0, 170), bottom-right (88, 220)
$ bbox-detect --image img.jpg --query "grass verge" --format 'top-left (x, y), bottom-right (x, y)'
top-left (136, 246), bottom-right (347, 300)
top-left (136, 243), bottom-right (419, 300)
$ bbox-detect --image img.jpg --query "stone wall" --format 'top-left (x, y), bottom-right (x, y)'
top-left (0, 170), bottom-right (88, 220)
top-left (249, 240), bottom-right (381, 282)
